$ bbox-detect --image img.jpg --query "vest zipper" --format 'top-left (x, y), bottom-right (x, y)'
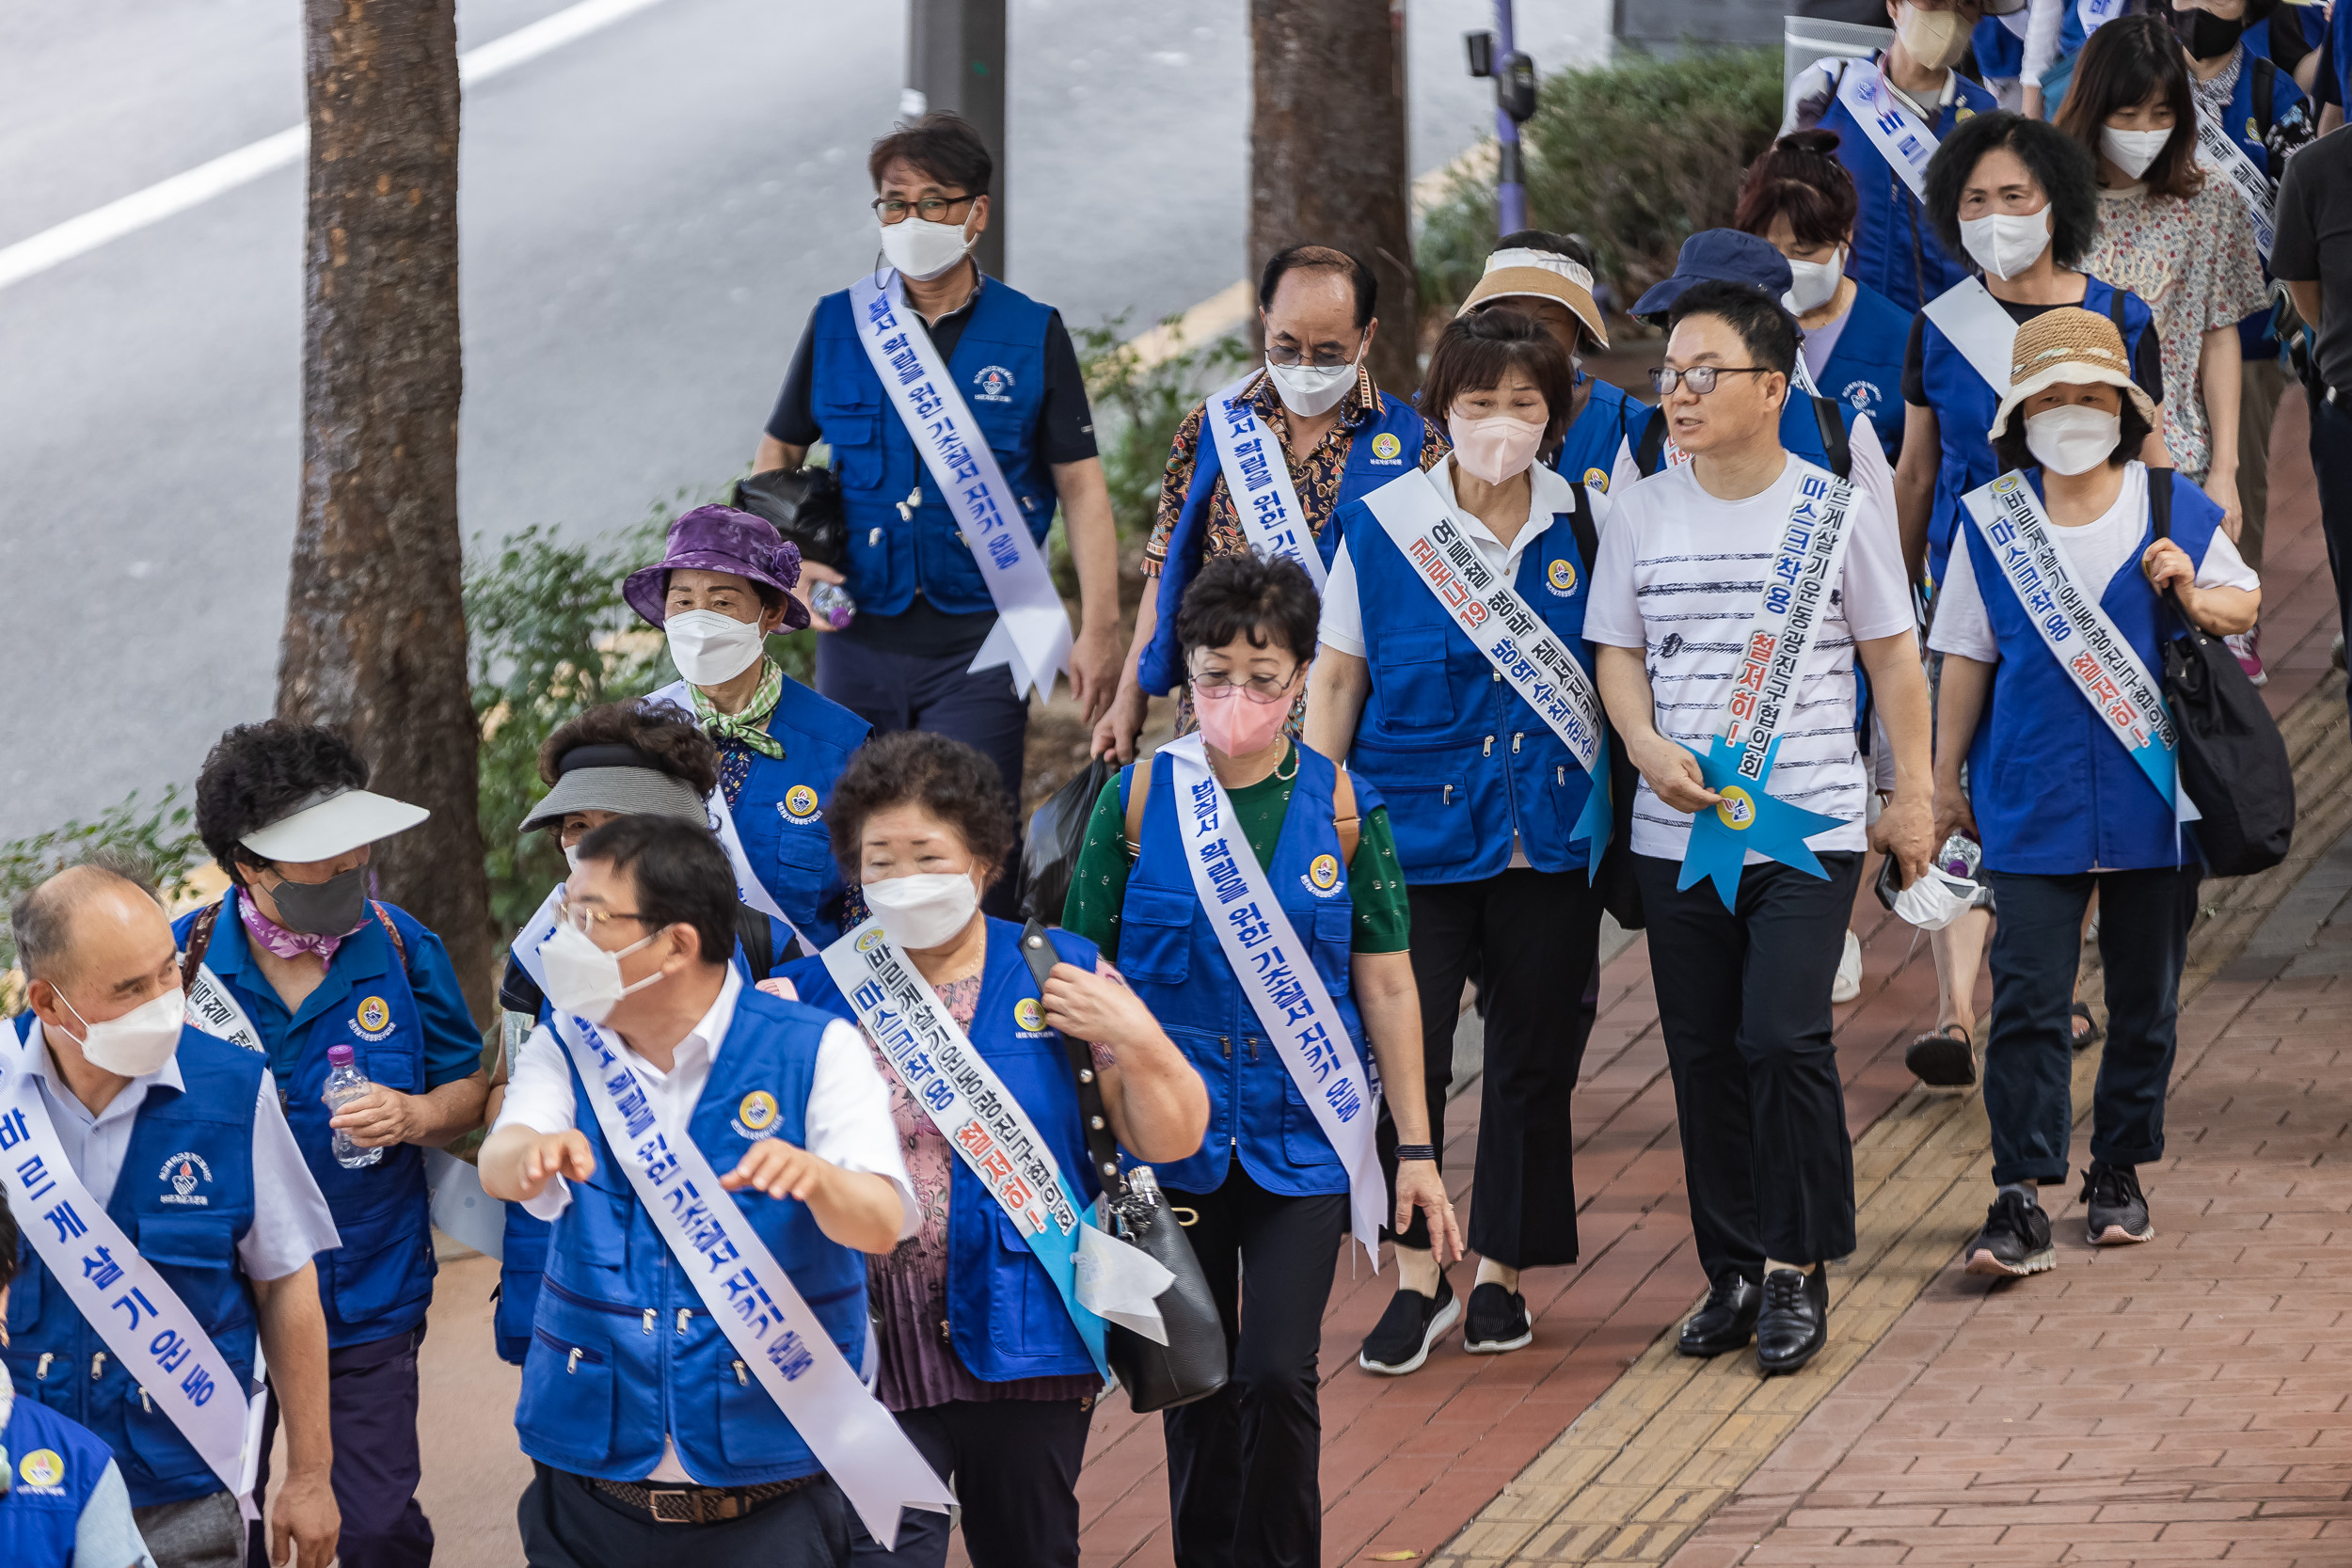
top-left (1483, 736), bottom-right (1494, 757)
top-left (1219, 1035), bottom-right (1231, 1058)
top-left (35, 1353), bottom-right (54, 1381)
top-left (1513, 732), bottom-right (1524, 753)
top-left (733, 1359), bottom-right (750, 1386)
top-left (533, 1326), bottom-right (606, 1367)
top-left (1557, 765), bottom-right (1566, 785)
top-left (140, 1386), bottom-right (153, 1413)
top-left (642, 1309), bottom-right (657, 1335)
top-left (676, 1309), bottom-right (693, 1335)
top-left (542, 1276), bottom-right (644, 1319)
top-left (91, 1352), bottom-right (107, 1381)
top-left (1442, 784), bottom-right (1454, 804)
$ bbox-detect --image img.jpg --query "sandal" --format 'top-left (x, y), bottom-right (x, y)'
top-left (1906, 1022), bottom-right (1978, 1087)
top-left (2072, 1002), bottom-right (2104, 1053)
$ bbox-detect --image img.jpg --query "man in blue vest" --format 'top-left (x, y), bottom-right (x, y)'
top-left (479, 816), bottom-right (920, 1568)
top-left (178, 722), bottom-right (488, 1568)
top-left (1788, 1), bottom-right (2007, 313)
top-left (1093, 243), bottom-right (1445, 761)
top-left (6, 862), bottom-right (342, 1568)
top-left (754, 112), bottom-right (1123, 828)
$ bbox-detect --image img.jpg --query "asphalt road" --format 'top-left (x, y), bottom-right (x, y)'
top-left (0, 0), bottom-right (1607, 843)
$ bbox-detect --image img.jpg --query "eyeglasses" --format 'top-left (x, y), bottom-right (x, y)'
top-left (1265, 342), bottom-right (1363, 370)
top-left (560, 895), bottom-right (651, 936)
top-left (1651, 365), bottom-right (1772, 397)
top-left (870, 194), bottom-right (976, 225)
top-left (1190, 666), bottom-right (1301, 705)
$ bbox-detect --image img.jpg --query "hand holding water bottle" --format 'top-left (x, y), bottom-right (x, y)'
top-left (324, 1044), bottom-right (419, 1164)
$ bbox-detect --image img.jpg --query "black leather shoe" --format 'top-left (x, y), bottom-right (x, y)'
top-left (1677, 1274), bottom-right (1762, 1357)
top-left (1756, 1265), bottom-right (1829, 1376)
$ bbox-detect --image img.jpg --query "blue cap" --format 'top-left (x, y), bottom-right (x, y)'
top-left (1630, 230), bottom-right (1795, 321)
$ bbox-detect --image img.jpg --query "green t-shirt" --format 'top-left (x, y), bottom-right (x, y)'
top-left (1060, 743), bottom-right (1411, 965)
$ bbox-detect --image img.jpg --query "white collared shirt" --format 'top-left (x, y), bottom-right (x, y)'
top-left (20, 1020), bottom-right (341, 1283)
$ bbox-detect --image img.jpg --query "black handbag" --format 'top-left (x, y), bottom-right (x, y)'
top-left (2148, 470), bottom-right (2295, 878)
top-left (730, 466), bottom-right (849, 568)
top-left (1017, 922), bottom-right (1229, 1413)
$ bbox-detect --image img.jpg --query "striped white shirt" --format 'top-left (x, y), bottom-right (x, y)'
top-left (1585, 454), bottom-right (1915, 862)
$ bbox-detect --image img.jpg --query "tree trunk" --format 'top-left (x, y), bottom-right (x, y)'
top-left (1249, 0), bottom-right (1421, 396)
top-left (283, 0), bottom-right (493, 1026)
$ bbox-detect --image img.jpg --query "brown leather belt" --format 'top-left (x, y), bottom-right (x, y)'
top-left (591, 1473), bottom-right (817, 1524)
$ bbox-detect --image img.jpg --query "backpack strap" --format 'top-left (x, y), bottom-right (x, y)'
top-left (1813, 393), bottom-right (1851, 480)
top-left (2149, 466), bottom-right (2174, 542)
top-left (369, 901), bottom-right (408, 974)
top-left (1635, 405), bottom-right (1669, 477)
top-left (1122, 754), bottom-right (1152, 860)
top-left (2253, 54), bottom-right (2276, 139)
top-left (1332, 767), bottom-right (1361, 865)
top-left (735, 903), bottom-right (774, 981)
top-left (180, 901), bottom-right (222, 990)
top-left (1565, 481), bottom-right (1600, 569)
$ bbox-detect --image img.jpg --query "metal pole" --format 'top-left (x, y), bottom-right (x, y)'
top-left (906, 0), bottom-right (1007, 279)
top-left (1493, 0), bottom-right (1526, 236)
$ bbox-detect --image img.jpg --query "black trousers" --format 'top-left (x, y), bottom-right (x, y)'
top-left (1383, 868), bottom-right (1605, 1268)
top-left (1160, 1164), bottom-right (1347, 1568)
top-left (846, 1398), bottom-right (1095, 1568)
top-left (517, 1463), bottom-right (850, 1568)
top-left (1982, 865), bottom-right (2201, 1186)
top-left (246, 1325), bottom-right (432, 1568)
top-left (1634, 852), bottom-right (1863, 1282)
top-left (2313, 391), bottom-right (2352, 729)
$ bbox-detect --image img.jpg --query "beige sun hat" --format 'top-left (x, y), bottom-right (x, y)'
top-left (1457, 247), bottom-right (1611, 349)
top-left (1988, 307), bottom-right (2159, 443)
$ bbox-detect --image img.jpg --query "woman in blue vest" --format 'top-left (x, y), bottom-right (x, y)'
top-left (1788, 0), bottom-right (2007, 313)
top-left (1927, 308), bottom-right (2257, 1275)
top-left (1068, 549), bottom-right (1451, 1566)
top-left (782, 730), bottom-right (1206, 1568)
top-left (1459, 230), bottom-right (1649, 495)
top-left (1737, 130), bottom-right (1917, 467)
top-left (1307, 308), bottom-right (1605, 1373)
top-left (177, 721), bottom-right (487, 1568)
top-left (625, 504), bottom-right (873, 949)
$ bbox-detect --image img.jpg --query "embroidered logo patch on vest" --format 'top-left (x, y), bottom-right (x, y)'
top-left (1304, 853), bottom-right (1343, 896)
top-left (783, 784), bottom-right (820, 821)
top-left (159, 1151), bottom-right (215, 1207)
top-left (1843, 381), bottom-right (1883, 415)
top-left (1546, 558), bottom-right (1581, 596)
top-left (1715, 786), bottom-right (1758, 831)
top-left (1582, 467), bottom-right (1610, 492)
top-left (973, 364), bottom-right (1016, 404)
top-left (1370, 432), bottom-right (1403, 462)
top-left (2246, 117), bottom-right (2259, 142)
top-left (1012, 997), bottom-right (1046, 1033)
top-left (733, 1090), bottom-right (780, 1139)
top-left (17, 1448), bottom-right (66, 1491)
top-left (350, 994), bottom-right (394, 1042)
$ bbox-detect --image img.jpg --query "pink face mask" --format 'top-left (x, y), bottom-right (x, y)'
top-left (1447, 413), bottom-right (1546, 484)
top-left (1192, 678), bottom-right (1294, 756)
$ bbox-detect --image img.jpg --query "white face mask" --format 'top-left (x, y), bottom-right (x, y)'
top-left (1895, 2), bottom-right (1973, 70)
top-left (1783, 246), bottom-right (1846, 314)
top-left (1959, 206), bottom-right (2053, 281)
top-left (1263, 344), bottom-right (1363, 418)
top-left (564, 844), bottom-right (583, 872)
top-left (880, 213), bottom-right (975, 282)
top-left (665, 609), bottom-right (767, 687)
top-left (58, 987), bottom-right (186, 1078)
top-left (2025, 404), bottom-right (2123, 475)
top-left (538, 920), bottom-right (665, 1025)
top-left (2100, 125), bottom-right (2173, 182)
top-left (864, 872), bottom-right (980, 950)
top-left (1893, 866), bottom-right (1980, 931)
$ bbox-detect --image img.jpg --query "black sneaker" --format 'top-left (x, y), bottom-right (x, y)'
top-left (1463, 1282), bottom-right (1534, 1354)
top-left (2081, 1161), bottom-right (2154, 1244)
top-left (1358, 1276), bottom-right (1459, 1375)
top-left (1963, 1189), bottom-right (2056, 1276)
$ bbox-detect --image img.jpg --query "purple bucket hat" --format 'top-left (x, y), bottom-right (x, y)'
top-left (622, 504), bottom-right (809, 633)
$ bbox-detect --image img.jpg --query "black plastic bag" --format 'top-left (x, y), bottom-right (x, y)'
top-left (730, 467), bottom-right (848, 568)
top-left (1018, 755), bottom-right (1118, 926)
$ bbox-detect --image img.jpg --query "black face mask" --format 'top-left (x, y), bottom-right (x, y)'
top-left (264, 865), bottom-right (369, 936)
top-left (2171, 4), bottom-right (2246, 60)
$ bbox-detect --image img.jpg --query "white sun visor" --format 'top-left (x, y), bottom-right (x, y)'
top-left (240, 788), bottom-right (430, 863)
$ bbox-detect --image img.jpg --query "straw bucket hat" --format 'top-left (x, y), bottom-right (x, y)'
top-left (1988, 307), bottom-right (2159, 443)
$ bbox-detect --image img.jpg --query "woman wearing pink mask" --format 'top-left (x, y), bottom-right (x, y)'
top-left (1060, 551), bottom-right (1454, 1567)
top-left (1305, 309), bottom-right (1613, 1376)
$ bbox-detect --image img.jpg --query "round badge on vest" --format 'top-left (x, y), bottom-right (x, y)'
top-left (1546, 558), bottom-right (1581, 597)
top-left (159, 1150), bottom-right (216, 1208)
top-left (783, 784), bottom-right (821, 821)
top-left (1370, 432), bottom-right (1403, 463)
top-left (973, 365), bottom-right (1015, 404)
top-left (1582, 467), bottom-right (1610, 491)
top-left (733, 1090), bottom-right (780, 1140)
top-left (1012, 996), bottom-right (1046, 1034)
top-left (1304, 853), bottom-right (1343, 896)
top-left (350, 994), bottom-right (395, 1042)
top-left (17, 1448), bottom-right (66, 1492)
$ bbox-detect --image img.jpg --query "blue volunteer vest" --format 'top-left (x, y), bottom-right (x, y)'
top-left (2215, 53), bottom-right (2303, 363)
top-left (170, 898), bottom-right (437, 1350)
top-left (1550, 375), bottom-right (1648, 495)
top-left (1813, 56), bottom-right (1999, 314)
top-left (1973, 15), bottom-right (2026, 84)
top-left (1817, 279), bottom-right (1914, 465)
top-left (1136, 390), bottom-right (1427, 697)
top-left (0, 1389), bottom-right (114, 1567)
top-left (806, 276), bottom-right (1058, 618)
top-left (718, 681), bottom-right (873, 950)
top-left (513, 988), bottom-right (868, 1485)
top-left (784, 918), bottom-right (1104, 1383)
top-left (3, 1030), bottom-right (264, 1508)
top-left (1962, 468), bottom-right (2220, 875)
top-left (1334, 489), bottom-right (1604, 883)
top-left (1116, 742), bottom-right (1369, 1197)
top-left (1920, 277), bottom-right (2154, 588)
top-left (2058, 0), bottom-right (2135, 70)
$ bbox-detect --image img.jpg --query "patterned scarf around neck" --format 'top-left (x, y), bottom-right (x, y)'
top-left (237, 884), bottom-right (348, 962)
top-left (690, 657), bottom-right (786, 760)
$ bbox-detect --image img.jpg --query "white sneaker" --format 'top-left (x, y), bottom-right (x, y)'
top-left (1831, 929), bottom-right (1863, 1005)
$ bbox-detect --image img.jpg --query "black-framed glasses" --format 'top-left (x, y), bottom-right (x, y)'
top-left (1264, 341), bottom-right (1365, 370)
top-left (1189, 665), bottom-right (1302, 705)
top-left (870, 194), bottom-right (977, 225)
top-left (1651, 365), bottom-right (1772, 397)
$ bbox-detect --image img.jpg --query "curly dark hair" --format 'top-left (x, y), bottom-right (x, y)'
top-left (1923, 111), bottom-right (2102, 271)
top-left (825, 731), bottom-right (1016, 888)
top-left (1419, 308), bottom-right (1578, 455)
top-left (195, 721), bottom-right (369, 883)
top-left (537, 701), bottom-right (720, 798)
top-left (2055, 13), bottom-right (2204, 203)
top-left (1176, 550), bottom-right (1320, 666)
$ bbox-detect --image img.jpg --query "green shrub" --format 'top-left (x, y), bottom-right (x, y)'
top-left (0, 790), bottom-right (207, 976)
top-left (1074, 315), bottom-right (1253, 546)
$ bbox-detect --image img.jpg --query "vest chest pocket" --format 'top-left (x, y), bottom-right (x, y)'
top-left (326, 1203), bottom-right (435, 1326)
top-left (517, 1327), bottom-right (614, 1466)
top-left (816, 409), bottom-right (885, 494)
top-left (1372, 626), bottom-right (1455, 732)
top-left (773, 816), bottom-right (834, 883)
top-left (135, 1213), bottom-right (240, 1326)
top-left (1115, 887), bottom-right (1194, 984)
top-left (716, 1352), bottom-right (801, 1464)
top-left (119, 1380), bottom-right (217, 1485)
top-left (1371, 774), bottom-right (1474, 873)
top-left (1312, 904), bottom-right (1354, 995)
top-left (987, 1205), bottom-right (1069, 1356)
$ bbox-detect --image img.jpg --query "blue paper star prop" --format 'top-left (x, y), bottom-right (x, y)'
top-left (1573, 734), bottom-right (1614, 882)
top-left (1676, 734), bottom-right (1845, 911)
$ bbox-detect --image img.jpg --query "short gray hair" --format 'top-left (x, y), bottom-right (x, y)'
top-left (10, 856), bottom-right (165, 985)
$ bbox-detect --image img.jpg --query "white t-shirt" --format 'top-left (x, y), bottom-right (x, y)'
top-left (1584, 452), bottom-right (1917, 862)
top-left (1928, 464), bottom-right (2259, 664)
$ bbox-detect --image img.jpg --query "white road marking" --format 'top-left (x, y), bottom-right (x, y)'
top-left (0, 0), bottom-right (674, 293)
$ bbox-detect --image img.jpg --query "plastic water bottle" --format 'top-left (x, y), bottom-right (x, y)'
top-left (810, 580), bottom-right (857, 631)
top-left (325, 1045), bottom-right (384, 1169)
top-left (1938, 832), bottom-right (1982, 880)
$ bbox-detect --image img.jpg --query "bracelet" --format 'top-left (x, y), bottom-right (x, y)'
top-left (1392, 1143), bottom-right (1438, 1164)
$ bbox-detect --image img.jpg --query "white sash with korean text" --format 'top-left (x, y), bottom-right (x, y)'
top-left (1921, 277), bottom-right (2020, 400)
top-left (2194, 106), bottom-right (2276, 262)
top-left (645, 679), bottom-right (812, 955)
top-left (1962, 471), bottom-right (2191, 817)
top-left (1837, 60), bottom-right (1940, 201)
top-left (1158, 733), bottom-right (1384, 1265)
top-left (0, 1022), bottom-right (266, 1506)
top-left (1359, 467), bottom-right (1603, 772)
top-left (849, 270), bottom-right (1073, 700)
top-left (1205, 374), bottom-right (1327, 590)
top-left (1713, 464), bottom-right (1860, 769)
top-left (2078, 0), bottom-right (2127, 37)
top-left (548, 1005), bottom-right (954, 1544)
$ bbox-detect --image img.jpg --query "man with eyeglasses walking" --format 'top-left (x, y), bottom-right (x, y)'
top-left (1089, 244), bottom-right (1447, 763)
top-left (754, 113), bottom-right (1122, 884)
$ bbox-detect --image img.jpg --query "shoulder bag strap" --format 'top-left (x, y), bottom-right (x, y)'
top-left (370, 901), bottom-right (409, 975)
top-left (1122, 753), bottom-right (1152, 860)
top-left (2149, 466), bottom-right (2174, 542)
top-left (1636, 405), bottom-right (1669, 476)
top-left (1331, 767), bottom-right (1360, 864)
top-left (1020, 920), bottom-right (1124, 1198)
top-left (1813, 393), bottom-right (1851, 479)
top-left (736, 903), bottom-right (775, 980)
top-left (180, 902), bottom-right (221, 990)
